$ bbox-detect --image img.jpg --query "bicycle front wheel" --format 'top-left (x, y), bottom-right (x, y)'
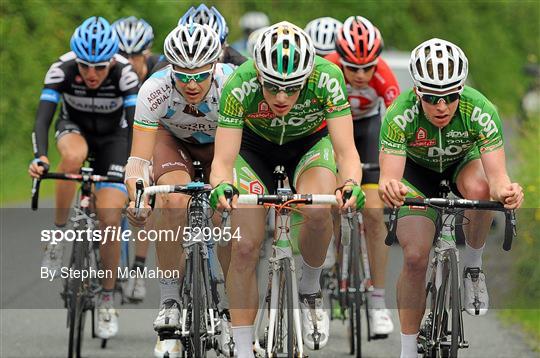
top-left (191, 243), bottom-right (205, 357)
top-left (448, 250), bottom-right (460, 358)
top-left (350, 219), bottom-right (363, 357)
top-left (66, 241), bottom-right (86, 358)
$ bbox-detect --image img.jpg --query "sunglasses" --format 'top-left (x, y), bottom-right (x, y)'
top-left (341, 59), bottom-right (377, 73)
top-left (420, 92), bottom-right (461, 105)
top-left (172, 66), bottom-right (214, 83)
top-left (261, 80), bottom-right (303, 96)
top-left (76, 59), bottom-right (111, 71)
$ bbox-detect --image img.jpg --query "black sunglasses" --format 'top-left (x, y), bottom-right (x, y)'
top-left (421, 92), bottom-right (461, 105)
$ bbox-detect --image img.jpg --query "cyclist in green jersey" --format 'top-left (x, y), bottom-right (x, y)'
top-left (378, 38), bottom-right (524, 358)
top-left (209, 21), bottom-right (364, 356)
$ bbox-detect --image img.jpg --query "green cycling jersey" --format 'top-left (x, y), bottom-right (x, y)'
top-left (379, 86), bottom-right (504, 173)
top-left (218, 57), bottom-right (351, 145)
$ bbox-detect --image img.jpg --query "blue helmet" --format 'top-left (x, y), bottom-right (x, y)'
top-left (70, 16), bottom-right (119, 63)
top-left (179, 4), bottom-right (229, 44)
top-left (113, 16), bottom-right (154, 55)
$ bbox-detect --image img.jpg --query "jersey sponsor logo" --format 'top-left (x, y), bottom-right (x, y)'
top-left (384, 86), bottom-right (399, 103)
top-left (416, 127), bottom-right (427, 140)
top-left (392, 105), bottom-right (419, 131)
top-left (63, 93), bottom-right (123, 113)
top-left (269, 112), bottom-right (322, 127)
top-left (44, 62), bottom-right (65, 85)
top-left (146, 84), bottom-right (171, 112)
top-left (231, 78), bottom-right (259, 103)
top-left (75, 75), bottom-right (83, 84)
top-left (293, 98), bottom-right (317, 110)
top-left (247, 112), bottom-right (275, 119)
top-left (249, 180), bottom-right (264, 195)
top-left (410, 127), bottom-right (436, 147)
top-left (318, 72), bottom-right (346, 104)
top-left (327, 104), bottom-right (349, 114)
top-left (471, 106), bottom-right (498, 138)
top-left (446, 130), bottom-right (469, 138)
top-left (120, 67), bottom-right (139, 91)
top-left (258, 101), bottom-right (270, 112)
top-left (427, 143), bottom-right (471, 157)
top-left (480, 140), bottom-right (503, 153)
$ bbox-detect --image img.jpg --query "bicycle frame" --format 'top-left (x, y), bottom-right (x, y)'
top-left (253, 187), bottom-right (304, 357)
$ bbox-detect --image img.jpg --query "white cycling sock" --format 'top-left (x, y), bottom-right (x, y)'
top-left (400, 332), bottom-right (418, 358)
top-left (159, 278), bottom-right (181, 305)
top-left (298, 259), bottom-right (323, 295)
top-left (462, 241), bottom-right (485, 269)
top-left (232, 325), bottom-right (254, 358)
top-left (369, 288), bottom-right (386, 309)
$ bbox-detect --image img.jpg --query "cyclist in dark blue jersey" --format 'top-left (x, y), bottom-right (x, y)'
top-left (28, 16), bottom-right (139, 340)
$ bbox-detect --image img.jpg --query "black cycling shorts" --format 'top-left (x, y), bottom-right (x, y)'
top-left (238, 127), bottom-right (330, 194)
top-left (55, 116), bottom-right (128, 180)
top-left (353, 114), bottom-right (381, 186)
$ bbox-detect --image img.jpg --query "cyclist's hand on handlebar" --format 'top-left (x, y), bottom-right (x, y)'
top-left (336, 182), bottom-right (365, 210)
top-left (380, 179), bottom-right (408, 207)
top-left (28, 156), bottom-right (49, 179)
top-left (498, 182), bottom-right (524, 210)
top-left (210, 183), bottom-right (239, 211)
top-left (126, 200), bottom-right (152, 228)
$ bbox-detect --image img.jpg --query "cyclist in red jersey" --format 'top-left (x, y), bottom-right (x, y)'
top-left (325, 15), bottom-right (400, 337)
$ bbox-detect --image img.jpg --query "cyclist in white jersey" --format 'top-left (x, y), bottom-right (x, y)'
top-left (124, 24), bottom-right (235, 358)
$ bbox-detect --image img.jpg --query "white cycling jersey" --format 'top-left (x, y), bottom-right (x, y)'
top-left (133, 63), bottom-right (235, 143)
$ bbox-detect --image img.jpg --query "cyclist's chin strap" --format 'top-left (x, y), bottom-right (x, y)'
top-left (125, 156), bottom-right (150, 186)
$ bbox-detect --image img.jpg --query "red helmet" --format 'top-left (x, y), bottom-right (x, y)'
top-left (336, 16), bottom-right (383, 65)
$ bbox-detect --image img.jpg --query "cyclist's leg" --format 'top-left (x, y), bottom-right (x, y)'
top-left (292, 135), bottom-right (336, 350)
top-left (454, 151), bottom-right (493, 315)
top-left (151, 128), bottom-right (198, 304)
top-left (229, 153), bottom-right (268, 356)
top-left (454, 154), bottom-right (493, 255)
top-left (397, 160), bottom-right (441, 357)
top-left (55, 120), bottom-right (88, 225)
top-left (353, 116), bottom-right (393, 332)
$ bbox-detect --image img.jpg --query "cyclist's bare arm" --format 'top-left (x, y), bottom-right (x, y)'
top-left (125, 127), bottom-right (156, 200)
top-left (326, 113), bottom-right (362, 208)
top-left (480, 148), bottom-right (524, 209)
top-left (209, 127), bottom-right (243, 209)
top-left (378, 152), bottom-right (407, 207)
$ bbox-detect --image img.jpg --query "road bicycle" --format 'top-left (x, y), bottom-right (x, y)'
top-left (135, 163), bottom-right (232, 358)
top-left (384, 180), bottom-right (516, 357)
top-left (32, 165), bottom-right (124, 357)
top-left (244, 166), bottom-right (337, 357)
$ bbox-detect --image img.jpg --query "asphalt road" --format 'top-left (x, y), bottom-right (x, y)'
top-left (1, 207), bottom-right (536, 358)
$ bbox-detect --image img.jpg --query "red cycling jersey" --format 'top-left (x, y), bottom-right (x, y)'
top-left (325, 52), bottom-right (400, 120)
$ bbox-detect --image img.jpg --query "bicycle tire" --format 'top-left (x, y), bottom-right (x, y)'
top-left (350, 219), bottom-right (362, 357)
top-left (192, 243), bottom-right (203, 357)
top-left (67, 240), bottom-right (86, 358)
top-left (448, 250), bottom-right (460, 357)
top-left (433, 256), bottom-right (450, 358)
top-left (284, 260), bottom-right (295, 357)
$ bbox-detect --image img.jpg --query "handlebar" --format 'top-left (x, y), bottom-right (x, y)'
top-left (237, 194), bottom-right (337, 206)
top-left (135, 182), bottom-right (212, 209)
top-left (31, 170), bottom-right (124, 210)
top-left (384, 197), bottom-right (516, 251)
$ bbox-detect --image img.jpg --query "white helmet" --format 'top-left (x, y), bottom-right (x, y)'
top-left (254, 21), bottom-right (316, 87)
top-left (246, 26), bottom-right (268, 58)
top-left (113, 16), bottom-right (154, 55)
top-left (239, 11), bottom-right (270, 33)
top-left (304, 17), bottom-right (342, 56)
top-left (409, 38), bottom-right (468, 93)
top-left (164, 24), bottom-right (221, 69)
